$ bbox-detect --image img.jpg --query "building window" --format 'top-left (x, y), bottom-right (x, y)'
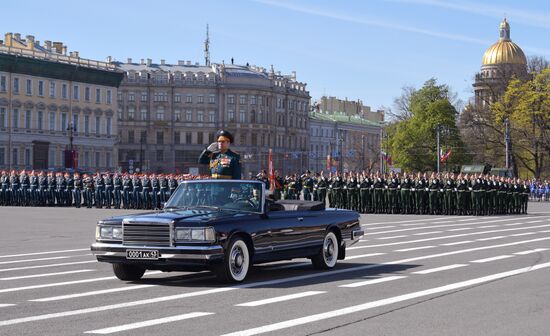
top-left (208, 111), bottom-right (215, 122)
top-left (197, 95), bottom-right (204, 104)
top-left (117, 92), bottom-right (122, 101)
top-left (106, 152), bottom-right (111, 168)
top-left (128, 93), bottom-right (135, 101)
top-left (174, 131), bottom-right (180, 144)
top-left (251, 95), bottom-right (256, 105)
top-left (12, 148), bottom-right (18, 166)
top-left (185, 132), bottom-right (192, 144)
top-left (38, 81), bottom-right (44, 96)
top-left (49, 112), bottom-right (56, 131)
top-left (37, 111), bottom-right (43, 130)
top-left (85, 87), bottom-right (91, 101)
top-left (84, 115), bottom-right (90, 135)
top-left (228, 95), bottom-right (235, 104)
top-left (228, 109), bottom-right (235, 122)
top-left (73, 85), bottom-right (79, 100)
top-left (128, 130), bottom-right (134, 144)
top-left (140, 107), bottom-right (147, 121)
top-left (49, 81), bottom-right (55, 98)
top-left (154, 92), bottom-right (168, 102)
top-left (107, 90), bottom-right (112, 104)
top-left (128, 107), bottom-right (135, 120)
top-left (174, 94), bottom-right (181, 103)
top-left (239, 109), bottom-right (246, 123)
top-left (0, 148), bottom-right (4, 165)
top-left (197, 111), bottom-right (204, 122)
top-left (186, 110), bottom-right (192, 122)
top-left (25, 148), bottom-right (30, 167)
top-left (140, 92), bottom-right (147, 102)
top-left (258, 96), bottom-right (263, 105)
top-left (13, 77), bottom-right (20, 94)
top-left (62, 84), bottom-right (68, 99)
top-left (96, 88), bottom-right (101, 103)
top-left (73, 114), bottom-right (79, 132)
top-left (95, 152), bottom-right (100, 168)
top-left (156, 150), bottom-right (164, 161)
top-left (26, 79), bottom-right (32, 95)
top-left (174, 109), bottom-right (181, 121)
top-left (0, 107), bottom-right (4, 128)
top-left (25, 110), bottom-right (31, 129)
top-left (118, 108), bottom-right (122, 120)
top-left (0, 75), bottom-right (6, 92)
top-left (156, 107), bottom-right (164, 120)
top-left (208, 94), bottom-right (215, 104)
top-left (12, 109), bottom-right (18, 129)
top-left (197, 132), bottom-right (203, 145)
top-left (186, 95), bottom-right (192, 103)
top-left (106, 117), bottom-right (112, 135)
top-left (84, 151), bottom-right (89, 167)
top-left (61, 113), bottom-right (67, 131)
top-left (156, 131), bottom-right (164, 144)
top-left (239, 95), bottom-right (246, 105)
top-left (95, 116), bottom-right (101, 135)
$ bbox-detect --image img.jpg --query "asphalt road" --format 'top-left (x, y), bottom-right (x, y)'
top-left (0, 203), bottom-right (549, 336)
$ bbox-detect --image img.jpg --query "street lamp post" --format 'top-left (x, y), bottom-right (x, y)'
top-left (361, 134), bottom-right (365, 171)
top-left (66, 122), bottom-right (77, 169)
top-left (140, 131), bottom-right (146, 173)
top-left (504, 118), bottom-right (510, 170)
top-left (436, 124), bottom-right (441, 173)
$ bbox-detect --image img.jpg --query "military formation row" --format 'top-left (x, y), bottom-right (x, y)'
top-left (263, 171), bottom-right (530, 216)
top-left (0, 170), bottom-right (194, 209)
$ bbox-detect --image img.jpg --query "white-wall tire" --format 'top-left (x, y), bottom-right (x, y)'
top-left (215, 237), bottom-right (250, 283)
top-left (312, 231), bottom-right (339, 269)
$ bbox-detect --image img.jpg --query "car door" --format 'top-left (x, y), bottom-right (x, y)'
top-left (268, 210), bottom-right (321, 252)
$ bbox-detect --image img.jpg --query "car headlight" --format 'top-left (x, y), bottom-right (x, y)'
top-left (96, 225), bottom-right (122, 240)
top-left (175, 227), bottom-right (215, 242)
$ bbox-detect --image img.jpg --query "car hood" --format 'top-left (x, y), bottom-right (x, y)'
top-left (101, 208), bottom-right (246, 225)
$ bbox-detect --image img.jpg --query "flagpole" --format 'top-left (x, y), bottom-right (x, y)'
top-left (436, 124), bottom-right (441, 174)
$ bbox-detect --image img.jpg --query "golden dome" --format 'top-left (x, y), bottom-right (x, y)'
top-left (481, 18), bottom-right (526, 66)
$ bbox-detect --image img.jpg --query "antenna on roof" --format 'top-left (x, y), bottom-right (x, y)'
top-left (204, 24), bottom-right (211, 66)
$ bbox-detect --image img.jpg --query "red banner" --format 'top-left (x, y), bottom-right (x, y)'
top-left (268, 149), bottom-right (275, 190)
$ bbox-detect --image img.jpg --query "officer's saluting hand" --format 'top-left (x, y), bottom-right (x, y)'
top-left (199, 130), bottom-right (242, 180)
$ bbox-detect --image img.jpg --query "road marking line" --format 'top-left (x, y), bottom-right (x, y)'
top-left (505, 222), bottom-right (525, 226)
top-left (413, 231), bottom-right (442, 236)
top-left (339, 275), bottom-right (406, 288)
top-left (441, 241), bottom-right (473, 246)
top-left (0, 256), bottom-right (70, 265)
top-left (377, 235), bottom-right (408, 240)
top-left (412, 264), bottom-right (468, 275)
top-left (236, 291), bottom-right (326, 307)
top-left (0, 260), bottom-right (97, 273)
top-left (476, 236), bottom-right (505, 241)
top-left (3, 237), bottom-right (550, 327)
top-left (527, 220), bottom-right (544, 223)
top-left (510, 232), bottom-right (536, 237)
top-left (345, 253), bottom-right (386, 260)
top-left (220, 262), bottom-right (550, 336)
top-left (0, 271), bottom-right (162, 294)
top-left (367, 217), bottom-right (449, 225)
top-left (470, 255), bottom-right (513, 263)
top-left (84, 312), bottom-right (214, 334)
top-left (478, 225), bottom-right (498, 228)
top-left (0, 248), bottom-right (89, 259)
top-left (395, 246), bottom-right (436, 252)
top-left (514, 248), bottom-right (549, 255)
top-left (29, 285), bottom-right (158, 302)
top-left (0, 269), bottom-right (95, 281)
top-left (447, 228), bottom-right (473, 231)
top-left (540, 230), bottom-right (550, 233)
top-left (0, 304), bottom-right (16, 308)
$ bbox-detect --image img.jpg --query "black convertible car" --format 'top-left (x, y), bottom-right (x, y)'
top-left (91, 180), bottom-right (364, 283)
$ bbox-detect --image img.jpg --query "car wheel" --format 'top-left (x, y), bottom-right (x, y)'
top-left (215, 236), bottom-right (250, 283)
top-left (312, 231), bottom-right (339, 270)
top-left (112, 263), bottom-right (146, 281)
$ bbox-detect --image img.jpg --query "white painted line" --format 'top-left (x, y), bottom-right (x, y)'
top-left (540, 230), bottom-right (550, 233)
top-left (0, 256), bottom-right (70, 265)
top-left (441, 241), bottom-right (473, 246)
top-left (84, 312), bottom-right (214, 334)
top-left (395, 246), bottom-right (436, 252)
top-left (0, 304), bottom-right (16, 308)
top-left (367, 217), bottom-right (449, 225)
top-left (345, 253), bottom-right (386, 260)
top-left (0, 260), bottom-right (97, 273)
top-left (505, 222), bottom-right (524, 226)
top-left (30, 285), bottom-right (158, 302)
top-left (514, 248), bottom-right (548, 255)
top-left (448, 228), bottom-right (473, 231)
top-left (527, 220), bottom-right (544, 223)
top-left (377, 235), bottom-right (408, 240)
top-left (470, 255), bottom-right (513, 263)
top-left (478, 225), bottom-right (498, 228)
top-left (236, 291), bottom-right (326, 307)
top-left (510, 232), bottom-right (536, 237)
top-left (339, 275), bottom-right (406, 288)
top-left (0, 271), bottom-right (162, 294)
top-left (412, 264), bottom-right (468, 275)
top-left (0, 248), bottom-right (89, 259)
top-left (0, 269), bottom-right (95, 281)
top-left (476, 236), bottom-right (505, 241)
top-left (3, 237), bottom-right (550, 328)
top-left (220, 262), bottom-right (550, 336)
top-left (413, 231), bottom-right (442, 236)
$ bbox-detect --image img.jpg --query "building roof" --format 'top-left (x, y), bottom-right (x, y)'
top-left (309, 111), bottom-right (382, 127)
top-left (482, 18), bottom-right (527, 66)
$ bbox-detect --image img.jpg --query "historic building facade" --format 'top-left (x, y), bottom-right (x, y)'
top-left (309, 110), bottom-right (382, 173)
top-left (0, 33), bottom-right (123, 171)
top-left (473, 18), bottom-right (528, 107)
top-left (317, 96), bottom-right (384, 122)
top-left (115, 59), bottom-right (310, 176)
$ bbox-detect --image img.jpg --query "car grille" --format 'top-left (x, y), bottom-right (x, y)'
top-left (123, 222), bottom-right (171, 247)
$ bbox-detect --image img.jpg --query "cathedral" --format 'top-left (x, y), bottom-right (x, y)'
top-left (473, 18), bottom-right (528, 108)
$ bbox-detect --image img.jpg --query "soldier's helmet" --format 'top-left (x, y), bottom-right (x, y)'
top-left (215, 130), bottom-right (234, 143)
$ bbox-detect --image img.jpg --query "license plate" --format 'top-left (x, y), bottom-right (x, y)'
top-left (126, 249), bottom-right (160, 260)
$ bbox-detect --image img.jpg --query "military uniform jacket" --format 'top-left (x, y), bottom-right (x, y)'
top-left (199, 148), bottom-right (241, 179)
top-left (114, 177), bottom-right (122, 190)
top-left (10, 175), bottom-right (20, 189)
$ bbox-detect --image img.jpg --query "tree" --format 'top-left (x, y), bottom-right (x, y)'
top-left (492, 68), bottom-right (550, 179)
top-left (387, 79), bottom-right (468, 172)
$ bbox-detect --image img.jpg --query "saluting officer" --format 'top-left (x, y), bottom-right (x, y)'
top-left (199, 130), bottom-right (241, 180)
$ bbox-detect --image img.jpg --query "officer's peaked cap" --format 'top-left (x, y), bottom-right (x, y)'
top-left (216, 130), bottom-right (234, 143)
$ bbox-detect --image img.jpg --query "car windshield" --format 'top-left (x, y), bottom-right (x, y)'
top-left (165, 180), bottom-right (264, 213)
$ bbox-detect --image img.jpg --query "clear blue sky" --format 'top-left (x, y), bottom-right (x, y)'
top-left (3, 0), bottom-right (549, 111)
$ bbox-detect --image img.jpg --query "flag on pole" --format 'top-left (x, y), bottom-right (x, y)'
top-left (268, 149), bottom-right (275, 190)
top-left (326, 154), bottom-right (331, 170)
top-left (440, 148), bottom-right (452, 163)
top-left (381, 151), bottom-right (393, 166)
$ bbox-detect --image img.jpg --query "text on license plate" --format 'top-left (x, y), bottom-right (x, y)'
top-left (126, 250), bottom-right (160, 260)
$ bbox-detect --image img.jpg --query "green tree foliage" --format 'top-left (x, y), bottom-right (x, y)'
top-left (492, 68), bottom-right (550, 178)
top-left (388, 79), bottom-right (468, 172)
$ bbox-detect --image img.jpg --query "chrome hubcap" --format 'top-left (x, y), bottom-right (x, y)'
top-left (230, 246), bottom-right (244, 275)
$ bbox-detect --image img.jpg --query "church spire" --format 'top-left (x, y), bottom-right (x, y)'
top-left (204, 24), bottom-right (211, 66)
top-left (499, 17), bottom-right (510, 41)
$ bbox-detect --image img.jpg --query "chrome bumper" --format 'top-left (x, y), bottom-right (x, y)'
top-left (90, 242), bottom-right (224, 260)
